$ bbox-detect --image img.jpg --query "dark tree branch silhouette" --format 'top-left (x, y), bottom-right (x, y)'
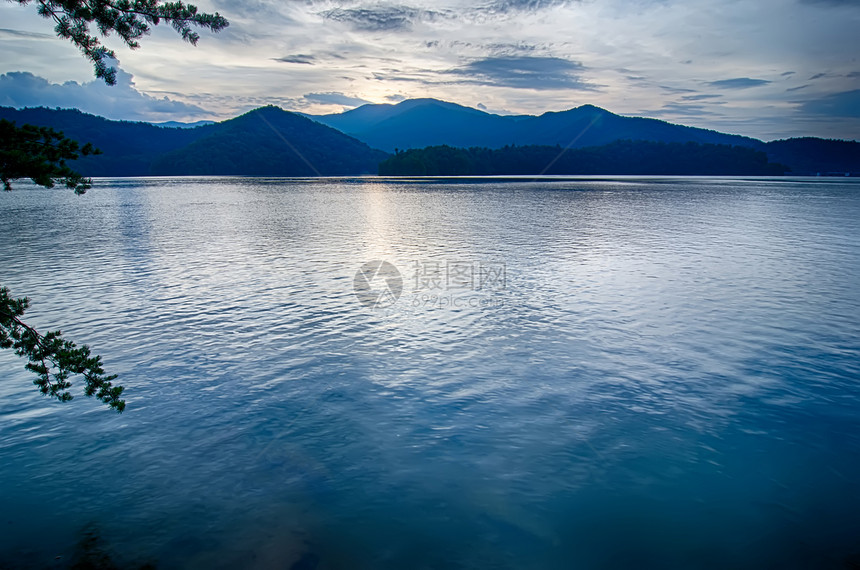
top-left (0, 288), bottom-right (125, 412)
top-left (1, 119), bottom-right (101, 192)
top-left (2, 0), bottom-right (229, 411)
top-left (12, 0), bottom-right (228, 84)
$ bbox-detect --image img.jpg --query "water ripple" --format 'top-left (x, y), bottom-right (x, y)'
top-left (1, 177), bottom-right (859, 569)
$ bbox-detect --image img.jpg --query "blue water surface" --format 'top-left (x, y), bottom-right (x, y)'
top-left (1, 177), bottom-right (859, 569)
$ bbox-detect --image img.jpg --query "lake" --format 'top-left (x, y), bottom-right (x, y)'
top-left (1, 176), bottom-right (859, 569)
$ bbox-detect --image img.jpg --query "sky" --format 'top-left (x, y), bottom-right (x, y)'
top-left (0, 0), bottom-right (859, 140)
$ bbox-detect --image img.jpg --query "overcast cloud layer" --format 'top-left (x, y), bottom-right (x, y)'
top-left (1, 0), bottom-right (858, 139)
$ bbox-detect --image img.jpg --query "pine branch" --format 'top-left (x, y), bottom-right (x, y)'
top-left (2, 0), bottom-right (229, 414)
top-left (0, 119), bottom-right (100, 193)
top-left (15, 0), bottom-right (228, 84)
top-left (0, 287), bottom-right (125, 412)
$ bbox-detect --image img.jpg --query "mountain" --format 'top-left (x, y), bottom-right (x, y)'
top-left (151, 106), bottom-right (387, 176)
top-left (513, 104), bottom-right (758, 148)
top-left (306, 99), bottom-right (522, 151)
top-left (0, 106), bottom-right (387, 177)
top-left (311, 98), bottom-right (859, 174)
top-left (3, 103), bottom-right (858, 177)
top-left (0, 106), bottom-right (211, 176)
top-left (307, 99), bottom-right (759, 153)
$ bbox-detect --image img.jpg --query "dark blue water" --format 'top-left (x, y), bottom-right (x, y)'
top-left (1, 177), bottom-right (859, 569)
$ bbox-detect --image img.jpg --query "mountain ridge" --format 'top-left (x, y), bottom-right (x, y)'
top-left (150, 105), bottom-right (387, 176)
top-left (306, 98), bottom-right (764, 153)
top-left (2, 102), bottom-right (858, 177)
top-left (0, 105), bottom-right (386, 177)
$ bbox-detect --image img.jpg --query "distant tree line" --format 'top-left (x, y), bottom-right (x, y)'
top-left (378, 140), bottom-right (789, 176)
top-left (764, 138), bottom-right (860, 176)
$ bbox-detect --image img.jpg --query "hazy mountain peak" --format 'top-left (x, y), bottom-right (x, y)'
top-left (576, 103), bottom-right (609, 112)
top-left (242, 104), bottom-right (287, 118)
top-left (393, 98), bottom-right (484, 113)
top-left (539, 104), bottom-right (612, 118)
top-left (305, 98), bottom-right (762, 153)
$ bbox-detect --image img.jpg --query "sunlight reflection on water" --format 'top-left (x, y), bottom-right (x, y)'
top-left (1, 177), bottom-right (859, 569)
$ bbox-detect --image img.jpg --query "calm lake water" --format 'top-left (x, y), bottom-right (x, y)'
top-left (1, 177), bottom-right (859, 569)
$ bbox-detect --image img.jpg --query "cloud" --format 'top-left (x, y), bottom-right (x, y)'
top-left (210, 0), bottom-right (295, 22)
top-left (0, 67), bottom-right (209, 122)
top-left (448, 55), bottom-right (595, 90)
top-left (646, 102), bottom-right (723, 117)
top-left (2, 0), bottom-right (859, 139)
top-left (482, 0), bottom-right (577, 14)
top-left (304, 0), bottom-right (575, 26)
top-left (483, 41), bottom-right (541, 55)
top-left (800, 89), bottom-right (860, 117)
top-left (0, 27), bottom-right (53, 39)
top-left (799, 0), bottom-right (860, 6)
top-left (707, 78), bottom-right (772, 89)
top-left (303, 91), bottom-right (371, 107)
top-left (321, 4), bottom-right (447, 31)
top-left (681, 94), bottom-right (722, 101)
top-left (273, 54), bottom-right (315, 65)
top-left (660, 85), bottom-right (698, 94)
